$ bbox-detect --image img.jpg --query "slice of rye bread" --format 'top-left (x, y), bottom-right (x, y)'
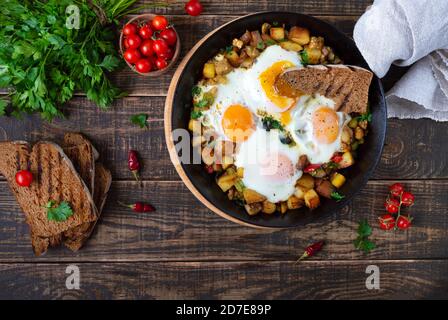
top-left (63, 132), bottom-right (100, 161)
top-left (0, 141), bottom-right (97, 238)
top-left (64, 163), bottom-right (112, 251)
top-left (275, 65), bottom-right (373, 113)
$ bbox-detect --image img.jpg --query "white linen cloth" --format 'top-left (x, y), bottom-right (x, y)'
top-left (353, 0), bottom-right (448, 121)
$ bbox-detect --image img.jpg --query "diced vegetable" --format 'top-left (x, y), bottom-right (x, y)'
top-left (304, 47), bottom-right (321, 64)
top-left (331, 172), bottom-right (346, 188)
top-left (296, 174), bottom-right (315, 190)
top-left (221, 156), bottom-right (234, 170)
top-left (315, 179), bottom-right (335, 199)
top-left (240, 57), bottom-right (254, 68)
top-left (308, 36), bottom-right (324, 50)
top-left (287, 195), bottom-right (304, 209)
top-left (270, 27), bottom-right (285, 41)
top-left (213, 58), bottom-right (232, 75)
top-left (288, 26), bottom-right (310, 45)
top-left (341, 126), bottom-right (353, 144)
top-left (278, 201), bottom-right (288, 214)
top-left (234, 180), bottom-right (245, 193)
top-left (203, 62), bottom-right (216, 79)
top-left (279, 41), bottom-right (303, 52)
top-left (355, 127), bottom-right (365, 140)
top-left (348, 118), bottom-right (358, 129)
top-left (225, 50), bottom-right (241, 67)
top-left (309, 167), bottom-right (327, 178)
top-left (339, 152), bottom-right (354, 169)
top-left (240, 30), bottom-right (252, 44)
top-left (261, 23), bottom-right (271, 35)
top-left (217, 172), bottom-right (238, 192)
top-left (250, 30), bottom-right (263, 48)
top-left (237, 167), bottom-right (244, 178)
top-left (243, 188), bottom-right (267, 204)
top-left (244, 46), bottom-right (260, 58)
top-left (304, 189), bottom-right (320, 209)
top-left (188, 119), bottom-right (201, 132)
top-left (294, 186), bottom-right (306, 200)
top-left (245, 203), bottom-right (262, 216)
top-left (262, 200), bottom-right (276, 214)
top-left (232, 38), bottom-right (244, 49)
top-left (359, 120), bottom-right (368, 130)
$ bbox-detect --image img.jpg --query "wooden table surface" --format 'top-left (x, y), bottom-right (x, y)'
top-left (1, 0), bottom-right (447, 300)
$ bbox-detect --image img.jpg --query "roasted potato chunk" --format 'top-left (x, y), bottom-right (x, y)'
top-left (213, 58), bottom-right (232, 75)
top-left (261, 23), bottom-right (271, 35)
top-left (270, 27), bottom-right (285, 40)
top-left (243, 188), bottom-right (267, 204)
top-left (262, 201), bottom-right (276, 214)
top-left (331, 172), bottom-right (346, 188)
top-left (315, 179), bottom-right (335, 199)
top-left (240, 30), bottom-right (252, 44)
top-left (279, 40), bottom-right (303, 52)
top-left (304, 189), bottom-right (320, 209)
top-left (277, 201), bottom-right (288, 214)
top-left (245, 203), bottom-right (262, 216)
top-left (339, 151), bottom-right (354, 169)
top-left (232, 38), bottom-right (244, 50)
top-left (237, 167), bottom-right (244, 178)
top-left (288, 26), bottom-right (310, 45)
top-left (250, 30), bottom-right (263, 48)
top-left (355, 127), bottom-right (365, 140)
top-left (217, 172), bottom-right (237, 192)
top-left (308, 36), bottom-right (324, 50)
top-left (294, 186), bottom-right (307, 200)
top-left (225, 50), bottom-right (241, 67)
top-left (304, 47), bottom-right (322, 64)
top-left (203, 62), bottom-right (215, 79)
top-left (287, 195), bottom-right (304, 209)
top-left (296, 174), bottom-right (315, 190)
top-left (244, 46), bottom-right (260, 58)
top-left (341, 126), bottom-right (353, 144)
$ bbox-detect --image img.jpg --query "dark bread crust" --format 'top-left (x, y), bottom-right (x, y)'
top-left (276, 65), bottom-right (373, 113)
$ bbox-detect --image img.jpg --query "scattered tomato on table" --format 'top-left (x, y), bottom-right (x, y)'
top-left (379, 183), bottom-right (415, 231)
top-left (15, 170), bottom-right (33, 187)
top-left (118, 201), bottom-right (156, 212)
top-left (185, 0), bottom-right (203, 16)
top-left (121, 15), bottom-right (178, 74)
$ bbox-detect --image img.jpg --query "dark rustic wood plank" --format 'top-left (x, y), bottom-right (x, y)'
top-left (0, 97), bottom-right (446, 180)
top-left (0, 260), bottom-right (446, 299)
top-left (0, 180), bottom-right (447, 261)
top-left (140, 0), bottom-right (373, 16)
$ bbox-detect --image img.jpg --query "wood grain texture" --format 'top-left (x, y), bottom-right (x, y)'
top-left (0, 260), bottom-right (446, 299)
top-left (0, 180), bottom-right (447, 261)
top-left (0, 97), bottom-right (446, 181)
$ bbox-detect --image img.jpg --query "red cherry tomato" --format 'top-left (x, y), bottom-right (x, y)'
top-left (126, 34), bottom-right (142, 49)
top-left (158, 47), bottom-right (174, 60)
top-left (138, 24), bottom-right (153, 39)
top-left (15, 170), bottom-right (33, 187)
top-left (151, 15), bottom-right (169, 31)
top-left (378, 214), bottom-right (395, 230)
top-left (401, 191), bottom-right (415, 207)
top-left (330, 153), bottom-right (343, 163)
top-left (123, 48), bottom-right (141, 64)
top-left (384, 198), bottom-right (400, 214)
top-left (152, 39), bottom-right (169, 56)
top-left (185, 0), bottom-right (203, 16)
top-left (135, 59), bottom-right (152, 73)
top-left (160, 28), bottom-right (177, 46)
top-left (123, 23), bottom-right (137, 36)
top-left (154, 57), bottom-right (168, 70)
top-left (396, 215), bottom-right (412, 230)
top-left (303, 164), bottom-right (322, 173)
top-left (139, 39), bottom-right (154, 56)
top-left (389, 183), bottom-right (404, 197)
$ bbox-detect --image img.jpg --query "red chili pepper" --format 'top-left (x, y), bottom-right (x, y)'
top-left (205, 164), bottom-right (214, 174)
top-left (303, 164), bottom-right (322, 173)
top-left (331, 154), bottom-right (343, 163)
top-left (128, 150), bottom-right (140, 181)
top-left (295, 240), bottom-right (325, 263)
top-left (118, 201), bottom-right (155, 213)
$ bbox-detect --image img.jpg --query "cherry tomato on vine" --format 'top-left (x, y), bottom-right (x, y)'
top-left (139, 39), bottom-right (154, 56)
top-left (401, 191), bottom-right (415, 207)
top-left (389, 183), bottom-right (404, 197)
top-left (138, 24), bottom-right (153, 39)
top-left (135, 59), bottom-right (152, 73)
top-left (378, 214), bottom-right (395, 230)
top-left (123, 48), bottom-right (141, 64)
top-left (151, 15), bottom-right (168, 31)
top-left (185, 0), bottom-right (203, 16)
top-left (396, 216), bottom-right (412, 230)
top-left (15, 170), bottom-right (33, 187)
top-left (126, 34), bottom-right (142, 49)
top-left (154, 57), bottom-right (168, 70)
top-left (160, 28), bottom-right (177, 46)
top-left (384, 198), bottom-right (400, 214)
top-left (122, 23), bottom-right (137, 36)
top-left (152, 39), bottom-right (169, 56)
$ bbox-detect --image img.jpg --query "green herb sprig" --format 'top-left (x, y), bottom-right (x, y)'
top-left (130, 113), bottom-right (149, 129)
top-left (354, 220), bottom-right (376, 253)
top-left (45, 200), bottom-right (73, 222)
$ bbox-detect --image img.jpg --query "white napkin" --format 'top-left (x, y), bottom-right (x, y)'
top-left (353, 0), bottom-right (448, 121)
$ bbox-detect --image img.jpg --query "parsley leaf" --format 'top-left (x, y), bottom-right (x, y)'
top-left (191, 110), bottom-right (203, 119)
top-left (299, 50), bottom-right (309, 65)
top-left (262, 116), bottom-right (283, 131)
top-left (264, 39), bottom-right (277, 47)
top-left (45, 201), bottom-right (73, 222)
top-left (357, 112), bottom-right (372, 123)
top-left (354, 220), bottom-right (376, 253)
top-left (256, 42), bottom-right (265, 50)
top-left (272, 21), bottom-right (279, 27)
top-left (191, 86), bottom-right (202, 97)
top-left (224, 45), bottom-right (233, 54)
top-left (130, 113), bottom-right (149, 129)
top-left (0, 99), bottom-right (8, 116)
top-left (330, 191), bottom-right (345, 202)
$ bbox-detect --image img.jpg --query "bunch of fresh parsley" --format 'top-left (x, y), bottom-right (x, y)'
top-left (0, 0), bottom-right (161, 121)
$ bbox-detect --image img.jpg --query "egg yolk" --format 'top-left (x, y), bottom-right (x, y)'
top-left (259, 61), bottom-right (297, 111)
top-left (259, 153), bottom-right (295, 182)
top-left (312, 107), bottom-right (340, 144)
top-left (222, 104), bottom-right (254, 142)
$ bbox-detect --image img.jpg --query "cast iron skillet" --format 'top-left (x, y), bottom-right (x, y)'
top-left (165, 12), bottom-right (387, 229)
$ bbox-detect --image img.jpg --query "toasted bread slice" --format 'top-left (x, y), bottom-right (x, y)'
top-left (64, 132), bottom-right (100, 161)
top-left (64, 163), bottom-right (112, 251)
top-left (0, 141), bottom-right (97, 239)
top-left (275, 65), bottom-right (373, 113)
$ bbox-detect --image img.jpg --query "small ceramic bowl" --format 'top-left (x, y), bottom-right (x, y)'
top-left (119, 13), bottom-right (181, 76)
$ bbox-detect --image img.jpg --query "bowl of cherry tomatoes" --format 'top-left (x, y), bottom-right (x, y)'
top-left (120, 14), bottom-right (180, 76)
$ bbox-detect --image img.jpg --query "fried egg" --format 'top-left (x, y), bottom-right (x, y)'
top-left (234, 129), bottom-right (302, 203)
top-left (286, 95), bottom-right (351, 164)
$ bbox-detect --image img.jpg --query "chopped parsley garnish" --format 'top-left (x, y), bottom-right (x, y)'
top-left (272, 21), bottom-right (279, 26)
top-left (299, 50), bottom-right (309, 65)
top-left (191, 110), bottom-right (203, 119)
top-left (224, 45), bottom-right (233, 54)
top-left (130, 113), bottom-right (149, 129)
top-left (330, 191), bottom-right (345, 202)
top-left (256, 41), bottom-right (265, 50)
top-left (191, 86), bottom-right (202, 97)
top-left (264, 39), bottom-right (277, 46)
top-left (45, 201), bottom-right (73, 222)
top-left (357, 111), bottom-right (372, 123)
top-left (262, 116), bottom-right (283, 131)
top-left (194, 92), bottom-right (215, 109)
top-left (354, 220), bottom-right (376, 254)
